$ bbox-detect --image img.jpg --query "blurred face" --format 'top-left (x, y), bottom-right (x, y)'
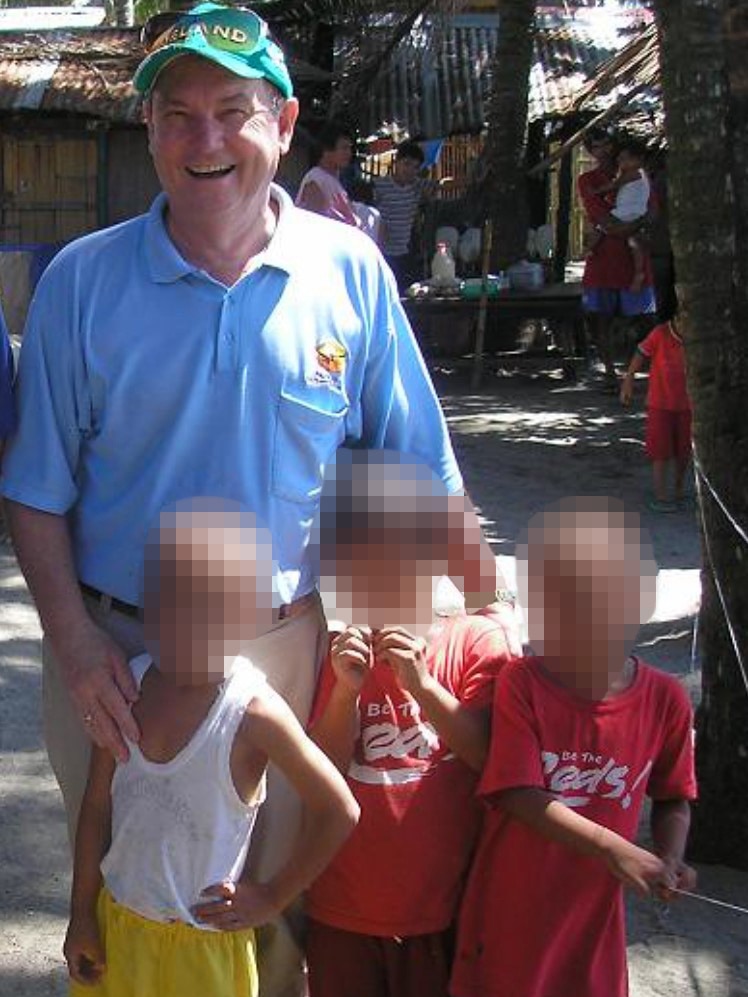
top-left (330, 136), bottom-right (353, 170)
top-left (144, 55), bottom-right (298, 224)
top-left (144, 511), bottom-right (273, 685)
top-left (394, 156), bottom-right (421, 184)
top-left (326, 532), bottom-right (437, 634)
top-left (520, 504), bottom-right (656, 691)
top-left (317, 453), bottom-right (451, 635)
top-left (617, 149), bottom-right (643, 172)
top-left (587, 137), bottom-right (614, 167)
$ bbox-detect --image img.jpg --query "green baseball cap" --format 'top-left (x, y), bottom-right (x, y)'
top-left (134, 2), bottom-right (294, 99)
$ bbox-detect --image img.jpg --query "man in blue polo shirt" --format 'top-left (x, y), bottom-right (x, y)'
top-left (2, 4), bottom-right (507, 993)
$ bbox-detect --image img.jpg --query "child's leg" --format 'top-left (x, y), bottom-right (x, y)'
top-left (306, 920), bottom-right (385, 997)
top-left (646, 408), bottom-right (676, 506)
top-left (628, 236), bottom-right (646, 293)
top-left (385, 928), bottom-right (453, 997)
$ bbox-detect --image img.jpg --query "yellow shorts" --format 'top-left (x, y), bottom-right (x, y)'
top-left (70, 887), bottom-right (258, 997)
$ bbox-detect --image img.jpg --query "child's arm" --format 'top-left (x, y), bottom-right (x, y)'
top-left (63, 746), bottom-right (115, 985)
top-left (193, 687), bottom-right (359, 930)
top-left (651, 800), bottom-right (697, 895)
top-left (497, 787), bottom-right (675, 896)
top-left (374, 626), bottom-right (490, 772)
top-left (309, 626), bottom-right (371, 772)
top-left (620, 349), bottom-right (647, 405)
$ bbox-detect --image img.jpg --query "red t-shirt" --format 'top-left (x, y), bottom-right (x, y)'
top-left (578, 166), bottom-right (654, 290)
top-left (307, 614), bottom-right (510, 936)
top-left (638, 321), bottom-right (691, 412)
top-left (451, 656), bottom-right (697, 997)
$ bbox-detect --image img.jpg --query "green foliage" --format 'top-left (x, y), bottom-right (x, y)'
top-left (134, 0), bottom-right (168, 24)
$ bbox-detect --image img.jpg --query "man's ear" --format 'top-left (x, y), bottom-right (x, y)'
top-left (277, 98), bottom-right (299, 156)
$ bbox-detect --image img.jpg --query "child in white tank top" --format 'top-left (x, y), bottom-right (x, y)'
top-left (64, 501), bottom-right (359, 997)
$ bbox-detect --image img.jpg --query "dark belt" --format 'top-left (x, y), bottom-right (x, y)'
top-left (80, 582), bottom-right (141, 619)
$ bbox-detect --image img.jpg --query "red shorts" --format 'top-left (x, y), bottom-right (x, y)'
top-left (306, 919), bottom-right (453, 997)
top-left (645, 407), bottom-right (692, 461)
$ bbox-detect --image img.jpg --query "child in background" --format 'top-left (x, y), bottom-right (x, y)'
top-left (64, 501), bottom-right (358, 997)
top-left (374, 140), bottom-right (429, 289)
top-left (620, 310), bottom-right (691, 511)
top-left (306, 451), bottom-right (510, 997)
top-left (590, 138), bottom-right (651, 292)
top-left (451, 497), bottom-right (697, 997)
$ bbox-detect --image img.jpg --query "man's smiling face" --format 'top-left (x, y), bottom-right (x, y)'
top-left (144, 55), bottom-right (298, 221)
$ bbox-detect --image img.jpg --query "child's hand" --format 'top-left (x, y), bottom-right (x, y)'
top-left (620, 374), bottom-right (634, 406)
top-left (330, 626), bottom-right (373, 693)
top-left (64, 915), bottom-right (105, 985)
top-left (373, 627), bottom-right (430, 697)
top-left (192, 879), bottom-right (279, 931)
top-left (602, 836), bottom-right (673, 896)
top-left (656, 856), bottom-right (698, 901)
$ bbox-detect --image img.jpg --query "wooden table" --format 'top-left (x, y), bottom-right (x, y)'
top-left (401, 282), bottom-right (585, 377)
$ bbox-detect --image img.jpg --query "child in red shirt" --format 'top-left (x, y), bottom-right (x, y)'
top-left (451, 497), bottom-right (697, 997)
top-left (621, 313), bottom-right (691, 511)
top-left (306, 452), bottom-right (510, 997)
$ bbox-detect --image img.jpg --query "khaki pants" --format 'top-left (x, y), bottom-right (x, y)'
top-left (43, 592), bottom-right (327, 997)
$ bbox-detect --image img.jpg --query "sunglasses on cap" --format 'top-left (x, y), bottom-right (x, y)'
top-left (141, 5), bottom-right (269, 57)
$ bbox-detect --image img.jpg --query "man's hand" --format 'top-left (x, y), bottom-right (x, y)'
top-left (601, 835), bottom-right (674, 897)
top-left (330, 626), bottom-right (373, 693)
top-left (64, 914), bottom-right (105, 986)
top-left (373, 627), bottom-right (430, 697)
top-left (192, 880), bottom-right (280, 931)
top-left (57, 620), bottom-right (140, 762)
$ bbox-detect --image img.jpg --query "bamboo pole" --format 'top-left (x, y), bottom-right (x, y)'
top-left (471, 218), bottom-right (494, 391)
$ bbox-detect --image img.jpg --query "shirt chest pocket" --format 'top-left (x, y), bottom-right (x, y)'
top-left (272, 390), bottom-right (349, 504)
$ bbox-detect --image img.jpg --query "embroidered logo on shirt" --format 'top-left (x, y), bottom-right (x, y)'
top-left (306, 340), bottom-right (347, 388)
top-left (317, 340), bottom-right (347, 373)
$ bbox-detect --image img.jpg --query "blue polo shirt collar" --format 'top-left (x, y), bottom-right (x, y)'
top-left (145, 184), bottom-right (296, 284)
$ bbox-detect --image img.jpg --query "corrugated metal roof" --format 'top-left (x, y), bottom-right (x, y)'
top-left (353, 8), bottom-right (654, 138)
top-left (0, 30), bottom-right (140, 120)
top-left (0, 27), bottom-right (332, 123)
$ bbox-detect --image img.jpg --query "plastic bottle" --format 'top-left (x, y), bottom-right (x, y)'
top-left (431, 242), bottom-right (456, 285)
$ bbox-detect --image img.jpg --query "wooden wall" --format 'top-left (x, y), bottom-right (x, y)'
top-left (107, 127), bottom-right (160, 225)
top-left (0, 118), bottom-right (161, 246)
top-left (1, 128), bottom-right (97, 243)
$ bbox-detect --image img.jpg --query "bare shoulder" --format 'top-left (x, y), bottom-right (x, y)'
top-left (241, 682), bottom-right (304, 752)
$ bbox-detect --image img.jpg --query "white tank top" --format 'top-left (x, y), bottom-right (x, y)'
top-left (101, 654), bottom-right (267, 928)
top-left (296, 165), bottom-right (354, 222)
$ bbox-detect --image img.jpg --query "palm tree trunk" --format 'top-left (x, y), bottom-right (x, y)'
top-left (111, 0), bottom-right (134, 27)
top-left (484, 0), bottom-right (536, 269)
top-left (656, 0), bottom-right (748, 867)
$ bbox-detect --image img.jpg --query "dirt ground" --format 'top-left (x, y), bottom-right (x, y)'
top-left (1, 360), bottom-right (747, 996)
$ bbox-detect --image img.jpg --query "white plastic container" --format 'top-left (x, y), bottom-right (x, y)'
top-left (507, 259), bottom-right (545, 291)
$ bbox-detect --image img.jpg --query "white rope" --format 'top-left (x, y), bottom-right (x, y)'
top-left (693, 454), bottom-right (748, 546)
top-left (671, 888), bottom-right (748, 917)
top-left (693, 461), bottom-right (748, 697)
